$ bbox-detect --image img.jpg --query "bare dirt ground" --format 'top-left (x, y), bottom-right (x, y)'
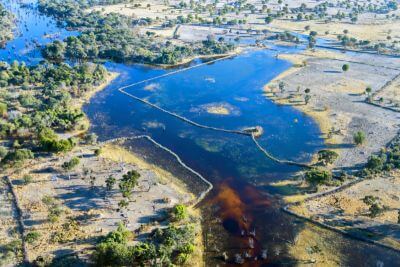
top-left (4, 143), bottom-right (197, 263)
top-left (87, 0), bottom-right (400, 51)
top-left (264, 48), bottom-right (400, 170)
top-left (290, 171), bottom-right (400, 250)
top-left (0, 179), bottom-right (21, 266)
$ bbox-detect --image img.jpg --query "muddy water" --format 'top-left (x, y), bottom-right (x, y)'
top-left (1, 0), bottom-right (400, 265)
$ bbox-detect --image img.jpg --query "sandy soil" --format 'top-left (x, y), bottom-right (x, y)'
top-left (264, 48), bottom-right (400, 170)
top-left (5, 143), bottom-right (196, 262)
top-left (373, 74), bottom-right (400, 111)
top-left (290, 171), bottom-right (400, 249)
top-left (0, 179), bottom-right (21, 266)
top-left (270, 19), bottom-right (400, 43)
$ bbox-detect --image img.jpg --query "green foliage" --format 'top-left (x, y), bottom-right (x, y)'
top-left (0, 146), bottom-right (7, 159)
top-left (39, 1), bottom-right (235, 65)
top-left (0, 102), bottom-right (7, 116)
top-left (0, 4), bottom-right (14, 44)
top-left (62, 157), bottom-right (80, 170)
top-left (317, 150), bottom-right (339, 166)
top-left (1, 149), bottom-right (34, 165)
top-left (342, 64), bottom-right (350, 72)
top-left (105, 175), bottom-right (116, 191)
top-left (353, 131), bottom-right (366, 146)
top-left (48, 205), bottom-right (63, 223)
top-left (366, 154), bottom-right (386, 172)
top-left (119, 170), bottom-right (140, 199)
top-left (25, 231), bottom-right (41, 244)
top-left (38, 128), bottom-right (75, 153)
top-left (94, 221), bottom-right (196, 266)
top-left (22, 174), bottom-right (33, 185)
top-left (94, 148), bottom-right (102, 156)
top-left (305, 168), bottom-right (332, 185)
top-left (362, 195), bottom-right (386, 218)
top-left (170, 204), bottom-right (188, 222)
top-left (361, 138), bottom-right (400, 176)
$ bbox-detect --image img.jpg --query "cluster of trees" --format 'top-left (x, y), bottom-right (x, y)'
top-left (39, 0), bottom-right (235, 65)
top-left (94, 205), bottom-right (196, 266)
top-left (0, 4), bottom-right (15, 46)
top-left (361, 137), bottom-right (400, 176)
top-left (0, 60), bottom-right (107, 166)
top-left (362, 195), bottom-right (388, 218)
top-left (272, 31), bottom-right (300, 44)
top-left (43, 30), bottom-right (232, 65)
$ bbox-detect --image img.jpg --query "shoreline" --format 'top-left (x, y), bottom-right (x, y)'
top-left (263, 53), bottom-right (339, 148)
top-left (69, 71), bottom-right (119, 137)
top-left (100, 143), bottom-right (204, 265)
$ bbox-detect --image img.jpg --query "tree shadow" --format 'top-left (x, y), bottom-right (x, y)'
top-left (55, 185), bottom-right (107, 212)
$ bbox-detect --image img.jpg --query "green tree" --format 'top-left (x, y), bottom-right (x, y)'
top-left (62, 157), bottom-right (80, 170)
top-left (342, 64), bottom-right (349, 72)
top-left (353, 131), bottom-right (366, 146)
top-left (25, 231), bottom-right (41, 244)
top-left (119, 170), bottom-right (140, 199)
top-left (105, 175), bottom-right (116, 191)
top-left (317, 150), bottom-right (339, 166)
top-left (305, 168), bottom-right (332, 185)
top-left (170, 204), bottom-right (188, 222)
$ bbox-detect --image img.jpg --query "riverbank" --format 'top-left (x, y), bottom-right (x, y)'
top-left (264, 48), bottom-right (400, 171)
top-left (1, 69), bottom-right (204, 264)
top-left (68, 72), bottom-right (120, 137)
top-left (263, 47), bottom-right (400, 254)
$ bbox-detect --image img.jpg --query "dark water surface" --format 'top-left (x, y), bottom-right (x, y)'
top-left (1, 0), bottom-right (400, 265)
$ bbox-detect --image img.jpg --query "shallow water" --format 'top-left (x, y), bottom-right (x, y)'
top-left (1, 0), bottom-right (400, 265)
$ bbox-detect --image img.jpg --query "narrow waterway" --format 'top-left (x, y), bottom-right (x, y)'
top-left (1, 0), bottom-right (400, 265)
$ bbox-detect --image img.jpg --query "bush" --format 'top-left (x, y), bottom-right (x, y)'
top-left (1, 149), bottom-right (34, 165)
top-left (25, 231), bottom-right (41, 244)
top-left (0, 146), bottom-right (7, 158)
top-left (305, 168), bottom-right (332, 185)
top-left (94, 148), bottom-right (102, 156)
top-left (170, 204), bottom-right (188, 222)
top-left (317, 150), bottom-right (339, 165)
top-left (342, 64), bottom-right (349, 71)
top-left (353, 131), bottom-right (366, 146)
top-left (62, 157), bottom-right (80, 170)
top-left (38, 128), bottom-right (75, 153)
top-left (119, 170), bottom-right (140, 199)
top-left (23, 174), bottom-right (33, 185)
top-left (366, 155), bottom-right (386, 172)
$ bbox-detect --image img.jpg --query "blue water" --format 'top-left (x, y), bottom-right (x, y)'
top-left (87, 51), bottom-right (323, 185)
top-left (1, 0), bottom-right (400, 265)
top-left (0, 0), bottom-right (78, 64)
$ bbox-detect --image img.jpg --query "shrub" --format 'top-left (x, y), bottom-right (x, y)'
top-left (170, 204), bottom-right (188, 222)
top-left (25, 231), bottom-right (41, 244)
top-left (22, 174), bottom-right (33, 185)
top-left (0, 146), bottom-right (7, 158)
top-left (342, 64), bottom-right (349, 71)
top-left (317, 150), bottom-right (339, 165)
top-left (1, 149), bottom-right (34, 165)
top-left (94, 148), bottom-right (102, 156)
top-left (38, 128), bottom-right (75, 153)
top-left (119, 170), bottom-right (140, 199)
top-left (62, 157), bottom-right (80, 170)
top-left (353, 131), bottom-right (366, 146)
top-left (305, 168), bottom-right (332, 185)
top-left (366, 155), bottom-right (386, 171)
